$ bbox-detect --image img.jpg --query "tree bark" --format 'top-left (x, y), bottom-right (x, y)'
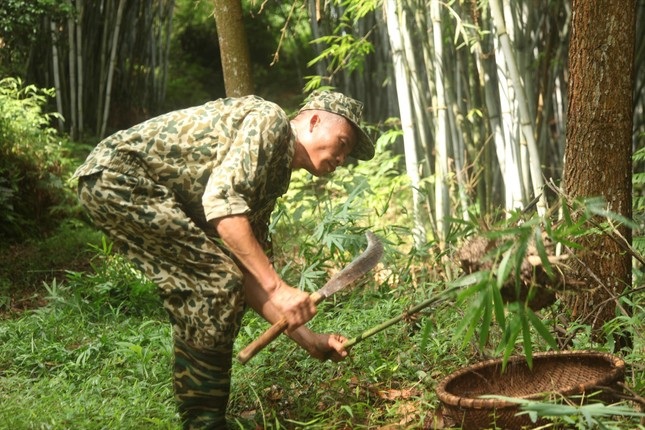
top-left (564, 0), bottom-right (635, 341)
top-left (213, 0), bottom-right (254, 97)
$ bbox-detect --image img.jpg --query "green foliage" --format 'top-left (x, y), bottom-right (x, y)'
top-left (450, 197), bottom-right (642, 369)
top-left (304, 0), bottom-right (378, 90)
top-left (0, 283), bottom-right (176, 428)
top-left (0, 150), bottom-right (643, 428)
top-left (0, 77), bottom-right (80, 242)
top-left (0, 0), bottom-right (73, 76)
top-left (62, 236), bottom-right (164, 319)
top-left (162, 0), bottom-right (225, 109)
top-left (0, 220), bottom-right (102, 314)
top-left (269, 140), bottom-right (410, 292)
top-left (489, 396), bottom-right (645, 430)
top-left (165, 0), bottom-right (314, 109)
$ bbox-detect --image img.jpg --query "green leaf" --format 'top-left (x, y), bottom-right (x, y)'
top-left (419, 317), bottom-right (433, 351)
top-left (527, 309), bottom-right (558, 349)
top-left (501, 315), bottom-right (521, 368)
top-left (479, 288), bottom-right (492, 348)
top-left (449, 271), bottom-right (490, 288)
top-left (561, 199), bottom-right (573, 226)
top-left (497, 249), bottom-right (513, 289)
top-left (533, 227), bottom-right (553, 278)
top-left (519, 306), bottom-right (533, 368)
top-left (457, 290), bottom-right (486, 347)
top-left (491, 282), bottom-right (506, 327)
top-left (586, 204), bottom-right (639, 229)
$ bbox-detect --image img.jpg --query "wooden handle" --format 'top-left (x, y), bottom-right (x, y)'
top-left (237, 317), bottom-right (289, 364)
top-left (237, 291), bottom-right (324, 364)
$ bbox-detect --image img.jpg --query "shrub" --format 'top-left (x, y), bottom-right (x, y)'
top-left (0, 77), bottom-right (78, 242)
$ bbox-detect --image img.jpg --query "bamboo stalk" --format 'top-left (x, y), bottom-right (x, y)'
top-left (49, 18), bottom-right (65, 131)
top-left (75, 0), bottom-right (84, 136)
top-left (490, 0), bottom-right (546, 214)
top-left (344, 285), bottom-right (461, 349)
top-left (96, 0), bottom-right (111, 134)
top-left (67, 1), bottom-right (77, 140)
top-left (159, 0), bottom-right (174, 105)
top-left (430, 0), bottom-right (450, 244)
top-left (385, 0), bottom-right (426, 249)
top-left (492, 9), bottom-right (524, 211)
top-left (100, 0), bottom-right (125, 138)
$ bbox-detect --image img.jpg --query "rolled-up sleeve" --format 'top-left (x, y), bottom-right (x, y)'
top-left (202, 107), bottom-right (285, 221)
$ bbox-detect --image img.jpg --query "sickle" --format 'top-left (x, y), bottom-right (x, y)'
top-left (237, 231), bottom-right (383, 364)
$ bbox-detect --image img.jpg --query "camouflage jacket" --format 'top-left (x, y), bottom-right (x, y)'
top-left (73, 95), bottom-right (295, 247)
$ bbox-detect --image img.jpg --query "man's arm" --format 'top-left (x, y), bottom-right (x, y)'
top-left (213, 214), bottom-right (347, 361)
top-left (212, 214), bottom-right (315, 330)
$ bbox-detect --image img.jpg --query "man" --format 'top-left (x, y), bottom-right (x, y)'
top-left (73, 90), bottom-right (375, 428)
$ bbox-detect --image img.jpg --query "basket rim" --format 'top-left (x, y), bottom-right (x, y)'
top-left (436, 350), bottom-right (625, 410)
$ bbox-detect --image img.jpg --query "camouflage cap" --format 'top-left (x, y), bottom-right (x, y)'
top-left (299, 90), bottom-right (374, 160)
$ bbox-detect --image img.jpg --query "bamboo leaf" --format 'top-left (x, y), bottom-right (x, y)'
top-left (527, 310), bottom-right (558, 350)
top-left (491, 281), bottom-right (506, 327)
top-left (561, 199), bottom-right (573, 226)
top-left (479, 288), bottom-right (492, 348)
top-left (586, 204), bottom-right (639, 229)
top-left (533, 227), bottom-right (554, 278)
top-left (497, 249), bottom-right (513, 289)
top-left (520, 306), bottom-right (533, 368)
top-left (455, 278), bottom-right (488, 303)
top-left (419, 317), bottom-right (433, 351)
top-left (501, 315), bottom-right (521, 368)
top-left (509, 235), bottom-right (530, 299)
top-left (457, 290), bottom-right (486, 347)
top-left (450, 271), bottom-right (490, 288)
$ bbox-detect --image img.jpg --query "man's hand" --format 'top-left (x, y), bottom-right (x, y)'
top-left (307, 332), bottom-right (349, 362)
top-left (269, 281), bottom-right (317, 331)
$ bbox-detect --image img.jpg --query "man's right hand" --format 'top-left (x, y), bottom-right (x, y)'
top-left (269, 281), bottom-right (317, 331)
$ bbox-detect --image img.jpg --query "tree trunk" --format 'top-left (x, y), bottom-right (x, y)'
top-left (67, 3), bottom-right (77, 140)
top-left (213, 0), bottom-right (254, 97)
top-left (564, 0), bottom-right (635, 343)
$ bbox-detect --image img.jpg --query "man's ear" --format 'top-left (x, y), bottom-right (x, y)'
top-left (308, 113), bottom-right (321, 131)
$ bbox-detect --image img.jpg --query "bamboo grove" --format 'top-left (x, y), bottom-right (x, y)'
top-left (22, 0), bottom-right (175, 141)
top-left (5, 0), bottom-right (645, 241)
top-left (304, 0), bottom-right (644, 244)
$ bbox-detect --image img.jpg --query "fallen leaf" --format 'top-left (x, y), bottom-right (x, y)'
top-left (377, 387), bottom-right (422, 401)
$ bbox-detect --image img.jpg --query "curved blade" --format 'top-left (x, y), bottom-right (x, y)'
top-left (315, 231), bottom-right (383, 300)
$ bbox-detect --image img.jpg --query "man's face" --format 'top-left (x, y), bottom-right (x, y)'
top-left (302, 112), bottom-right (357, 176)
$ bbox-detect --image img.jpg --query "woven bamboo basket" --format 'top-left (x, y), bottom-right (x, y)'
top-left (435, 350), bottom-right (625, 430)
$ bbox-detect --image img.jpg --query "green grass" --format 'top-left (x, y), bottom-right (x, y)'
top-left (2, 255), bottom-right (641, 429)
top-left (0, 292), bottom-right (177, 428)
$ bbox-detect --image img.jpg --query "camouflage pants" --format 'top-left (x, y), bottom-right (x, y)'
top-left (77, 157), bottom-right (246, 429)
